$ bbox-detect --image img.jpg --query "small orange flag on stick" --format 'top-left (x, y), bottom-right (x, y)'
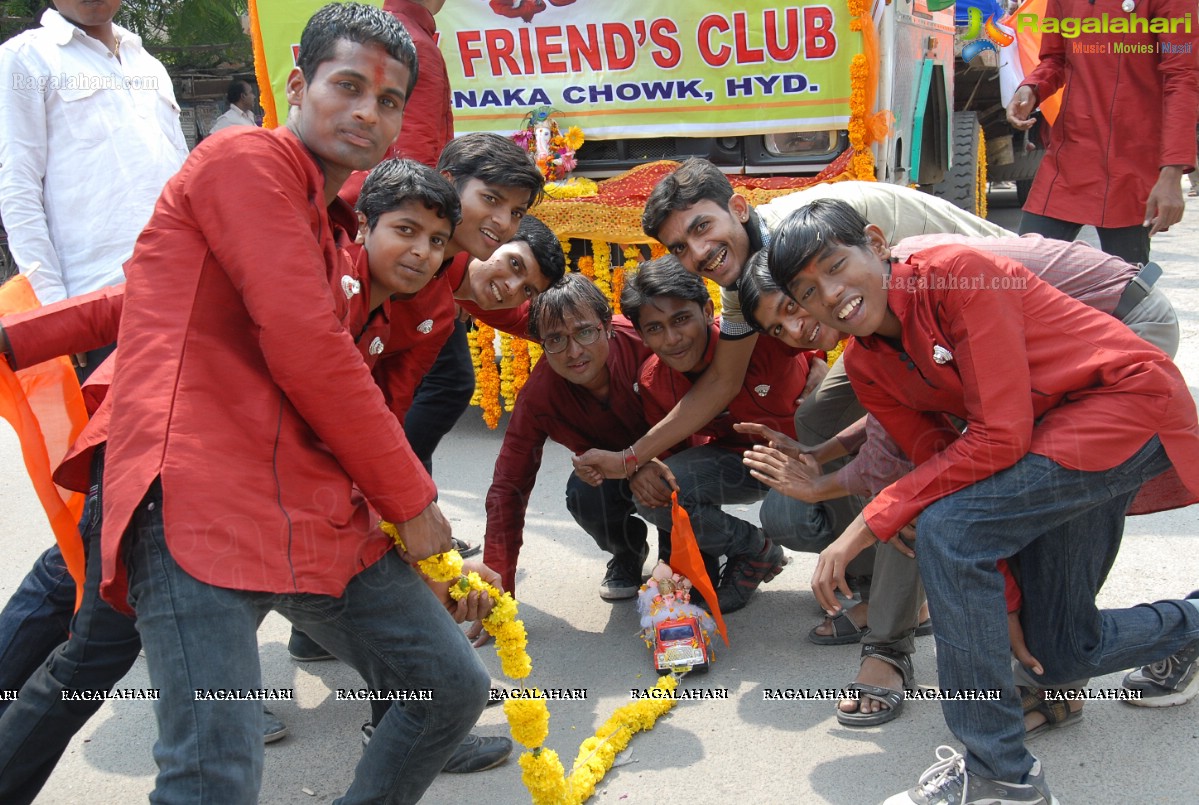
top-left (669, 490), bottom-right (729, 647)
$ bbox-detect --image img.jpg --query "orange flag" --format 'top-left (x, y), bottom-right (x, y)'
top-left (670, 490), bottom-right (729, 647)
top-left (0, 276), bottom-right (88, 610)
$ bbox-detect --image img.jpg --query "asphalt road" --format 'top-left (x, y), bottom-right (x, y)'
top-left (2, 187), bottom-right (1198, 804)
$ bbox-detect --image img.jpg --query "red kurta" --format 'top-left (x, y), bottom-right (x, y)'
top-left (1021, 0), bottom-right (1199, 227)
top-left (847, 244), bottom-right (1199, 542)
top-left (99, 127), bottom-right (435, 611)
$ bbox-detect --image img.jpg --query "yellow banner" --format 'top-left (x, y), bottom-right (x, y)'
top-left (250, 0), bottom-right (859, 137)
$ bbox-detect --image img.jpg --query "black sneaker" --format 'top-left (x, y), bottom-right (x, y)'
top-left (1122, 637), bottom-right (1199, 707)
top-left (262, 707), bottom-right (288, 744)
top-left (599, 551), bottom-right (645, 600)
top-left (441, 734), bottom-right (513, 773)
top-left (715, 539), bottom-right (787, 613)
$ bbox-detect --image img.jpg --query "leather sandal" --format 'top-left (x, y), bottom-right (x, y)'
top-left (1021, 686), bottom-right (1084, 741)
top-left (808, 610), bottom-right (869, 645)
top-left (837, 644), bottom-right (914, 727)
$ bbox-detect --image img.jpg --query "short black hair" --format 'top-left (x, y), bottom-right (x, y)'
top-left (768, 199), bottom-right (870, 293)
top-left (226, 80), bottom-right (250, 105)
top-left (511, 215), bottom-right (566, 285)
top-left (528, 273), bottom-right (611, 342)
top-left (642, 158), bottom-right (735, 240)
top-left (739, 250), bottom-right (785, 332)
top-left (620, 255), bottom-right (709, 331)
top-left (296, 3), bottom-right (418, 97)
top-left (436, 133), bottom-right (545, 208)
top-left (356, 158), bottom-right (461, 234)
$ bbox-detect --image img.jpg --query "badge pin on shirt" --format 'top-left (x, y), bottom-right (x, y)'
top-left (368, 337), bottom-right (384, 356)
top-left (417, 319), bottom-right (433, 334)
top-left (754, 384), bottom-right (770, 397)
top-left (933, 345), bottom-right (953, 365)
top-left (341, 275), bottom-right (361, 299)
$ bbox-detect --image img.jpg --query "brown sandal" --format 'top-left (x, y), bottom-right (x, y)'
top-left (1021, 686), bottom-right (1083, 741)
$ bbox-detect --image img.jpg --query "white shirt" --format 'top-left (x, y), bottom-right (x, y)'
top-left (209, 105), bottom-right (257, 133)
top-left (0, 9), bottom-right (188, 303)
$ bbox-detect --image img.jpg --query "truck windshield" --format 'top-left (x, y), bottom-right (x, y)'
top-left (659, 625), bottom-right (697, 642)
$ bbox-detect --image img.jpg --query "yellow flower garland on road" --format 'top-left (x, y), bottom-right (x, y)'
top-left (381, 526), bottom-right (681, 804)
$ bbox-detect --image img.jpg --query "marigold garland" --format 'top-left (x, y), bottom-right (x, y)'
top-left (827, 338), bottom-right (848, 366)
top-left (473, 323), bottom-right (502, 428)
top-left (380, 527), bottom-right (682, 804)
top-left (589, 241), bottom-right (612, 301)
top-left (500, 332), bottom-right (517, 413)
top-left (848, 54), bottom-right (875, 181)
top-left (975, 128), bottom-right (988, 219)
top-left (544, 177), bottom-right (598, 200)
top-left (512, 338), bottom-right (533, 404)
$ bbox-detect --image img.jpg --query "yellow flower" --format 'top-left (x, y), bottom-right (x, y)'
top-left (417, 550), bottom-right (463, 583)
top-left (505, 692), bottom-right (551, 748)
top-left (564, 125), bottom-right (584, 151)
top-left (519, 748), bottom-right (569, 805)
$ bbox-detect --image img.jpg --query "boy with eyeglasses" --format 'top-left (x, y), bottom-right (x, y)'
top-left (482, 273), bottom-right (663, 597)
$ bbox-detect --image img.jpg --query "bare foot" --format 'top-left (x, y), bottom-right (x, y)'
top-left (812, 601), bottom-right (868, 639)
top-left (839, 655), bottom-right (902, 715)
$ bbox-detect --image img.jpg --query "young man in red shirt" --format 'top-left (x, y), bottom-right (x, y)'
top-left (74, 5), bottom-right (494, 801)
top-left (619, 256), bottom-right (812, 612)
top-left (482, 274), bottom-right (658, 597)
top-left (772, 199), bottom-right (1199, 804)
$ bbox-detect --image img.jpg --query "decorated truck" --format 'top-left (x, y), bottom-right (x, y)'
top-left (250, 0), bottom-right (1010, 211)
top-left (249, 0), bottom-right (1042, 422)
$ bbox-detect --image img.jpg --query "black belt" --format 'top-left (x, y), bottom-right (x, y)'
top-left (1113, 261), bottom-right (1162, 320)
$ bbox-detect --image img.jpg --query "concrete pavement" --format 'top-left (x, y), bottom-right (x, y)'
top-left (2, 188), bottom-right (1197, 804)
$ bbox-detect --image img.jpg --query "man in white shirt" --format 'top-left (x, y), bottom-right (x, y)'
top-left (0, 0), bottom-right (188, 306)
top-left (209, 79), bottom-right (258, 133)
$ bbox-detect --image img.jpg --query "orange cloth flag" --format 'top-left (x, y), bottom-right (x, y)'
top-left (0, 276), bottom-right (88, 610)
top-left (669, 491), bottom-right (729, 647)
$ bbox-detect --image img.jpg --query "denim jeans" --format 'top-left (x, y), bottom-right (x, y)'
top-left (124, 480), bottom-right (490, 805)
top-left (636, 445), bottom-right (768, 559)
top-left (0, 545), bottom-right (74, 719)
top-left (0, 447), bottom-right (142, 804)
top-left (566, 474), bottom-right (652, 560)
top-left (1018, 211), bottom-right (1150, 265)
top-left (917, 436), bottom-right (1199, 782)
top-left (759, 490), bottom-right (876, 597)
top-left (403, 320), bottom-right (475, 474)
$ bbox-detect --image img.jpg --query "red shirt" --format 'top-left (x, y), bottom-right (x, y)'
top-left (483, 319), bottom-right (650, 591)
top-left (1020, 0), bottom-right (1198, 227)
top-left (847, 244), bottom-right (1199, 542)
top-left (338, 0), bottom-right (453, 204)
top-left (374, 253), bottom-right (528, 421)
top-left (638, 322), bottom-right (810, 453)
top-left (99, 127), bottom-right (435, 610)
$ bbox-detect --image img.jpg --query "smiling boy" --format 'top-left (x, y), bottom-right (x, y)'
top-left (76, 5), bottom-right (495, 801)
top-left (620, 256), bottom-right (813, 612)
top-left (771, 199), bottom-right (1199, 804)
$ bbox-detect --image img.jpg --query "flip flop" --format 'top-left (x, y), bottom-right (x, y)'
top-left (837, 645), bottom-right (914, 727)
top-left (809, 610), bottom-right (869, 645)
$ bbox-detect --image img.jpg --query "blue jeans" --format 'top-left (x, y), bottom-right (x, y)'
top-left (0, 447), bottom-right (142, 804)
top-left (124, 480), bottom-right (490, 805)
top-left (917, 437), bottom-right (1199, 782)
top-left (0, 549), bottom-right (75, 719)
top-left (636, 445), bottom-right (768, 558)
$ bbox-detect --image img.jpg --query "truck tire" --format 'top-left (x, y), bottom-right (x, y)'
top-left (931, 112), bottom-right (984, 216)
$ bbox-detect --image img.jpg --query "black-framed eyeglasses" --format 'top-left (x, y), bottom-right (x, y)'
top-left (542, 325), bottom-right (603, 354)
